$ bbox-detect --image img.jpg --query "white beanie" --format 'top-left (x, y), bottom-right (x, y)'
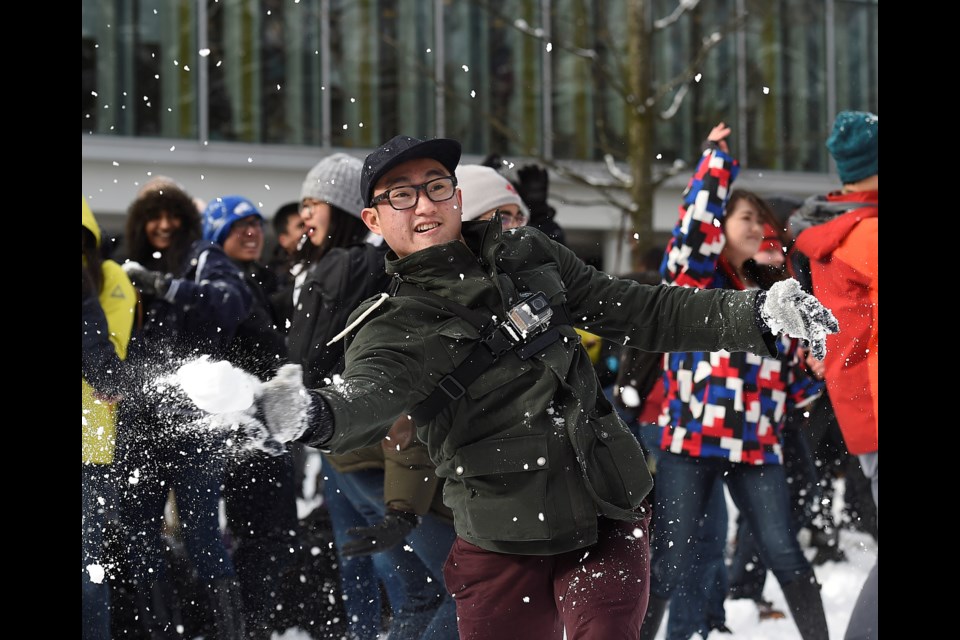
top-left (456, 164), bottom-right (529, 221)
top-left (300, 153), bottom-right (365, 217)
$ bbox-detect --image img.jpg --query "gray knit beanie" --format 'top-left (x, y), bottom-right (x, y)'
top-left (300, 153), bottom-right (365, 217)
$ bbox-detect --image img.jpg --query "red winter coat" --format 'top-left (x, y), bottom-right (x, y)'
top-left (792, 191), bottom-right (878, 454)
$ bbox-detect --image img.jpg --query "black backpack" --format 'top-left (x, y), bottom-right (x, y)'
top-left (287, 242), bottom-right (391, 387)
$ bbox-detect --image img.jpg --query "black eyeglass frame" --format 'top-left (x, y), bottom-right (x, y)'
top-left (369, 175), bottom-right (459, 210)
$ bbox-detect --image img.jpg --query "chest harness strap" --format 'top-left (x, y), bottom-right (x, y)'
top-left (388, 276), bottom-right (570, 424)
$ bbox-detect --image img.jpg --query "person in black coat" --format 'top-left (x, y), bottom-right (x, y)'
top-left (201, 195), bottom-right (301, 639)
top-left (118, 184), bottom-right (252, 639)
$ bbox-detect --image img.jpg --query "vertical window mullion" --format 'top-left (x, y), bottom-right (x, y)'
top-left (198, 0), bottom-right (209, 142)
top-left (434, 0), bottom-right (445, 137)
top-left (541, 0), bottom-right (553, 160)
top-left (321, 0), bottom-right (331, 148)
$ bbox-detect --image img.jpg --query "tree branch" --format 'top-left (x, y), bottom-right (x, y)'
top-left (651, 12), bottom-right (747, 115)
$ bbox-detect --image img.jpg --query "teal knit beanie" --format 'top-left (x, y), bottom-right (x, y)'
top-left (826, 111), bottom-right (878, 184)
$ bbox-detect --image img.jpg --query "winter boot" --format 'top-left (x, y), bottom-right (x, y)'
top-left (780, 571), bottom-right (829, 640)
top-left (755, 598), bottom-right (787, 621)
top-left (708, 619), bottom-right (734, 634)
top-left (639, 596), bottom-right (668, 640)
top-left (134, 580), bottom-right (182, 640)
top-left (810, 527), bottom-right (847, 566)
top-left (206, 577), bottom-right (248, 640)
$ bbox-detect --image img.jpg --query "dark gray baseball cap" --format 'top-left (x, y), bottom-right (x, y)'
top-left (361, 135), bottom-right (462, 207)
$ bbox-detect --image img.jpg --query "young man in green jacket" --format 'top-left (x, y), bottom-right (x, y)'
top-left (246, 135), bottom-right (838, 639)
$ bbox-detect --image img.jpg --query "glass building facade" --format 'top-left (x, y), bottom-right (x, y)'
top-left (82, 0), bottom-right (878, 172)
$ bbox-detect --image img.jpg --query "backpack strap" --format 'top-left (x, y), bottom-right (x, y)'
top-left (390, 275), bottom-right (570, 425)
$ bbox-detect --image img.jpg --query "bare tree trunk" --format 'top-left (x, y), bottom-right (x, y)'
top-left (626, 0), bottom-right (655, 273)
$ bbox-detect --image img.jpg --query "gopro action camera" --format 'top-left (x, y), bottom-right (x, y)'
top-left (507, 292), bottom-right (553, 336)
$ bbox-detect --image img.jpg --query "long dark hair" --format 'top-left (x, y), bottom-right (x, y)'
top-left (82, 227), bottom-right (104, 293)
top-left (725, 190), bottom-right (787, 290)
top-left (295, 205), bottom-right (369, 266)
top-left (125, 187), bottom-right (202, 272)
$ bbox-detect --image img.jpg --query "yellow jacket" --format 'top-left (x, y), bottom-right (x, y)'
top-left (82, 197), bottom-right (137, 464)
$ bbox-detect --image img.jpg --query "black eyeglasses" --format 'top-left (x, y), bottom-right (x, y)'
top-left (370, 175), bottom-right (458, 210)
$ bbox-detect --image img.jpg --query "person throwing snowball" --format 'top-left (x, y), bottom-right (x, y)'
top-left (225, 135), bottom-right (837, 640)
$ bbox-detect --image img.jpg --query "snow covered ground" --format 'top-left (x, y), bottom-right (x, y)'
top-left (718, 528), bottom-right (876, 640)
top-left (274, 451), bottom-right (877, 640)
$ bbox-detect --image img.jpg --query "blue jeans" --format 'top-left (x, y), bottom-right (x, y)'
top-left (403, 510), bottom-right (458, 640)
top-left (628, 420), bottom-right (728, 639)
top-left (651, 452), bottom-right (812, 602)
top-left (728, 422), bottom-right (820, 601)
top-left (330, 465), bottom-right (458, 640)
top-left (82, 464), bottom-right (113, 640)
top-left (664, 480), bottom-right (728, 640)
top-left (323, 467), bottom-right (392, 640)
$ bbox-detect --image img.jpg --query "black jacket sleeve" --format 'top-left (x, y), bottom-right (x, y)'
top-left (81, 294), bottom-right (127, 397)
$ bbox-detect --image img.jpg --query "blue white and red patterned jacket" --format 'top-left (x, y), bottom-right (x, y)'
top-left (656, 145), bottom-right (822, 465)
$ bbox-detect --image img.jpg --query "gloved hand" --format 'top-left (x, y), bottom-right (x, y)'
top-left (759, 278), bottom-right (839, 360)
top-left (341, 509), bottom-right (420, 557)
top-left (382, 415), bottom-right (416, 452)
top-left (480, 152), bottom-right (504, 171)
top-left (515, 164), bottom-right (550, 208)
top-left (251, 363), bottom-right (311, 444)
top-left (122, 261), bottom-right (172, 299)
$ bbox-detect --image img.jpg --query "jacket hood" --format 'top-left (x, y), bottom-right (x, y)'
top-left (788, 191), bottom-right (878, 239)
top-left (82, 196), bottom-right (101, 247)
top-left (793, 191), bottom-right (878, 261)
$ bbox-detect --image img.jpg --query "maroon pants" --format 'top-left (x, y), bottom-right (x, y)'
top-left (443, 512), bottom-right (651, 640)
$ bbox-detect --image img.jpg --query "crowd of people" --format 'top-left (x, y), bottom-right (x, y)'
top-left (82, 111), bottom-right (877, 640)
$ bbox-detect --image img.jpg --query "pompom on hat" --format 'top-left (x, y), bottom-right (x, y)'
top-left (456, 165), bottom-right (529, 221)
top-left (301, 153), bottom-right (365, 217)
top-left (202, 195), bottom-right (263, 246)
top-left (826, 111), bottom-right (878, 185)
top-left (760, 223), bottom-right (784, 254)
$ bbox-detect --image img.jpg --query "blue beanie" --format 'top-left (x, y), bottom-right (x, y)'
top-left (202, 195), bottom-right (264, 246)
top-left (826, 111), bottom-right (878, 184)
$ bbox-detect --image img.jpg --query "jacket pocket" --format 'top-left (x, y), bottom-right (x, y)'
top-left (450, 435), bottom-right (552, 541)
top-left (569, 409), bottom-right (652, 520)
top-left (509, 263), bottom-right (567, 302)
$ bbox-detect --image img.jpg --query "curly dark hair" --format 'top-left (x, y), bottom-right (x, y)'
top-left (125, 187), bottom-right (202, 272)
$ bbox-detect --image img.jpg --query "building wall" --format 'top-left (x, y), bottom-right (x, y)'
top-left (82, 0), bottom-right (873, 270)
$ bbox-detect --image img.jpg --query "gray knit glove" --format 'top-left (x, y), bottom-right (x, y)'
top-left (253, 364), bottom-right (311, 442)
top-left (759, 279), bottom-right (839, 360)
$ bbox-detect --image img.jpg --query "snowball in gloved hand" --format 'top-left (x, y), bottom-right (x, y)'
top-left (760, 278), bottom-right (839, 360)
top-left (254, 363), bottom-right (311, 443)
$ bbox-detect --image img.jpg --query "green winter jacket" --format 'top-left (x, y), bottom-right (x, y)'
top-left (316, 220), bottom-right (772, 555)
